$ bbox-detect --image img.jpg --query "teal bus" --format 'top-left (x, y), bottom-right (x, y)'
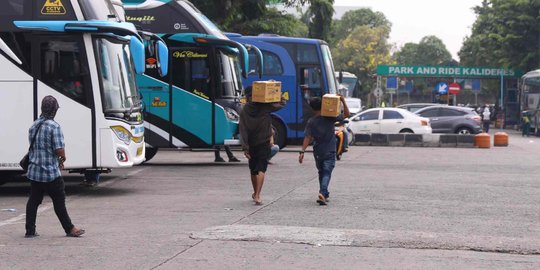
top-left (121, 0), bottom-right (262, 160)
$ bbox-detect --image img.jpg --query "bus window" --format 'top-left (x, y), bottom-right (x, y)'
top-left (1, 0), bottom-right (24, 15)
top-left (297, 44), bottom-right (318, 64)
top-left (0, 32), bottom-right (32, 73)
top-left (248, 50), bottom-right (283, 76)
top-left (300, 66), bottom-right (322, 98)
top-left (40, 40), bottom-right (87, 105)
top-left (170, 49), bottom-right (212, 99)
top-left (190, 58), bottom-right (211, 99)
top-left (218, 50), bottom-right (242, 98)
top-left (321, 45), bottom-right (337, 94)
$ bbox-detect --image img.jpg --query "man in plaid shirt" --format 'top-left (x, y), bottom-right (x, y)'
top-left (25, 96), bottom-right (85, 238)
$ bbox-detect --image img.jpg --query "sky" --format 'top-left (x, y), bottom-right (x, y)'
top-left (333, 0), bottom-right (483, 61)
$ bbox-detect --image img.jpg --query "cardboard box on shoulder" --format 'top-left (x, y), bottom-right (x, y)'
top-left (252, 81), bottom-right (282, 103)
top-left (321, 94), bottom-right (341, 117)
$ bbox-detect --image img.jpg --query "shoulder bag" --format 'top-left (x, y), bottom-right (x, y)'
top-left (19, 122), bottom-right (44, 173)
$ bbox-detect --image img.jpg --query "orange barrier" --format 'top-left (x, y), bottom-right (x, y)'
top-left (475, 133), bottom-right (490, 148)
top-left (494, 132), bottom-right (509, 146)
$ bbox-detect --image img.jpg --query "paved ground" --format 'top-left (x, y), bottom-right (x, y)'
top-left (1, 130), bottom-right (539, 269)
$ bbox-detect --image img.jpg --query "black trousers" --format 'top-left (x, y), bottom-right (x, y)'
top-left (26, 177), bottom-right (74, 235)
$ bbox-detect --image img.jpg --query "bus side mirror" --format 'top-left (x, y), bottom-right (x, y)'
top-left (156, 40), bottom-right (169, 77)
top-left (339, 70), bottom-right (343, 84)
top-left (130, 36), bottom-right (145, 74)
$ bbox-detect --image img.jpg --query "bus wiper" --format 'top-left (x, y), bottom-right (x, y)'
top-left (124, 95), bottom-right (141, 118)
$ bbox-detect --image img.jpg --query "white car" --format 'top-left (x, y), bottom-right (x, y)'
top-left (348, 108), bottom-right (432, 134)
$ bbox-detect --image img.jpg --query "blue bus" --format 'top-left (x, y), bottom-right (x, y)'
top-left (227, 33), bottom-right (339, 147)
top-left (121, 0), bottom-right (262, 160)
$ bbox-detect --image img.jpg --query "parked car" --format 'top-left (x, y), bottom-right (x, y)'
top-left (348, 108), bottom-right (432, 134)
top-left (397, 103), bottom-right (443, 113)
top-left (414, 105), bottom-right (482, 134)
top-left (345, 97), bottom-right (362, 114)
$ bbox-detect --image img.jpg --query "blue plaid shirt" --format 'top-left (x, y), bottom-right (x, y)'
top-left (27, 117), bottom-right (65, 182)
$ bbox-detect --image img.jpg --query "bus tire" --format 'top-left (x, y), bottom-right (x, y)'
top-left (145, 147), bottom-right (159, 162)
top-left (272, 119), bottom-right (287, 149)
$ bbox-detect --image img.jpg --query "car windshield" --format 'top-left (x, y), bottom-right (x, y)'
top-left (321, 44), bottom-right (337, 94)
top-left (95, 37), bottom-right (140, 114)
top-left (218, 49), bottom-right (243, 98)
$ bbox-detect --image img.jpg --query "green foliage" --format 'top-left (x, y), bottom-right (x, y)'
top-left (458, 0), bottom-right (540, 71)
top-left (393, 36), bottom-right (454, 65)
top-left (191, 0), bottom-right (308, 37)
top-left (331, 8), bottom-right (392, 45)
top-left (332, 25), bottom-right (394, 98)
top-left (235, 8), bottom-right (308, 37)
top-left (302, 0), bottom-right (334, 41)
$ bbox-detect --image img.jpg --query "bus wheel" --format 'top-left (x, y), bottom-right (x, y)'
top-left (145, 147), bottom-right (159, 162)
top-left (272, 119), bottom-right (286, 149)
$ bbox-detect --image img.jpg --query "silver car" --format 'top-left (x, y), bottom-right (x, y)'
top-left (414, 105), bottom-right (482, 134)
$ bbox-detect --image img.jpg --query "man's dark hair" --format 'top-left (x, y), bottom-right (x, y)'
top-left (308, 97), bottom-right (322, 110)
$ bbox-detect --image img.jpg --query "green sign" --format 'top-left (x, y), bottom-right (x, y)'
top-left (377, 65), bottom-right (523, 78)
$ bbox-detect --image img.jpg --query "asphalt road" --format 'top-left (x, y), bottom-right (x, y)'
top-left (1, 130), bottom-right (539, 269)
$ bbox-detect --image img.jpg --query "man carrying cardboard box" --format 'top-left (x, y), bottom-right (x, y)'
top-left (298, 95), bottom-right (349, 205)
top-left (239, 86), bottom-right (286, 205)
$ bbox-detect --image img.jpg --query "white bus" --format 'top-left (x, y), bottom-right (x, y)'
top-left (520, 69), bottom-right (540, 134)
top-left (0, 0), bottom-right (166, 183)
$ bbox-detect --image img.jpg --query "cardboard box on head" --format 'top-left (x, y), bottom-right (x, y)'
top-left (252, 81), bottom-right (282, 103)
top-left (321, 94), bottom-right (341, 117)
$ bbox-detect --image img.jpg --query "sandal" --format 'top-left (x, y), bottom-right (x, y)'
top-left (66, 227), bottom-right (85, 237)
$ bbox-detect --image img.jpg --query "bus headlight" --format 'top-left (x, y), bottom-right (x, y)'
top-left (224, 107), bottom-right (239, 121)
top-left (111, 126), bottom-right (132, 145)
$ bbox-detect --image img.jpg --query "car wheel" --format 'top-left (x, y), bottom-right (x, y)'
top-left (456, 127), bottom-right (472, 134)
top-left (399, 129), bottom-right (414, 134)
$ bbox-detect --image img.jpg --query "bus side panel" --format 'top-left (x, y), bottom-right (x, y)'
top-left (138, 75), bottom-right (237, 148)
top-left (0, 84), bottom-right (33, 170)
top-left (171, 85), bottom-right (237, 146)
top-left (137, 75), bottom-right (172, 148)
top-left (0, 54), bottom-right (33, 170)
top-left (37, 81), bottom-right (92, 169)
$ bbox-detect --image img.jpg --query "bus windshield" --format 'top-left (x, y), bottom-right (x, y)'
top-left (95, 37), bottom-right (140, 114)
top-left (341, 77), bottom-right (358, 97)
top-left (321, 44), bottom-right (337, 94)
top-left (218, 50), bottom-right (243, 97)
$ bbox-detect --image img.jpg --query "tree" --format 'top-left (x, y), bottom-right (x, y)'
top-left (393, 36), bottom-right (453, 65)
top-left (331, 8), bottom-right (392, 45)
top-left (459, 0), bottom-right (540, 71)
top-left (191, 0), bottom-right (308, 37)
top-left (332, 25), bottom-right (394, 99)
top-left (301, 0), bottom-right (335, 41)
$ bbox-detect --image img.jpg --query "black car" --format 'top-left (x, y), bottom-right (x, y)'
top-left (414, 105), bottom-right (482, 134)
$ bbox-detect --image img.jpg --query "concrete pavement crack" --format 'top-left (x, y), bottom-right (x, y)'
top-left (149, 239), bottom-right (204, 270)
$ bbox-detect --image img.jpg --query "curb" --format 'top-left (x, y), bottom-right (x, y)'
top-left (353, 133), bottom-right (477, 148)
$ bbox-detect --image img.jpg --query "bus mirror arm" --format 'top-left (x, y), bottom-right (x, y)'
top-left (244, 44), bottom-right (264, 79)
top-left (192, 37), bottom-right (249, 79)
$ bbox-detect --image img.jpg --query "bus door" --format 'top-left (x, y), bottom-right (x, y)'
top-left (34, 35), bottom-right (94, 167)
top-left (298, 64), bottom-right (323, 132)
top-left (168, 46), bottom-right (217, 147)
